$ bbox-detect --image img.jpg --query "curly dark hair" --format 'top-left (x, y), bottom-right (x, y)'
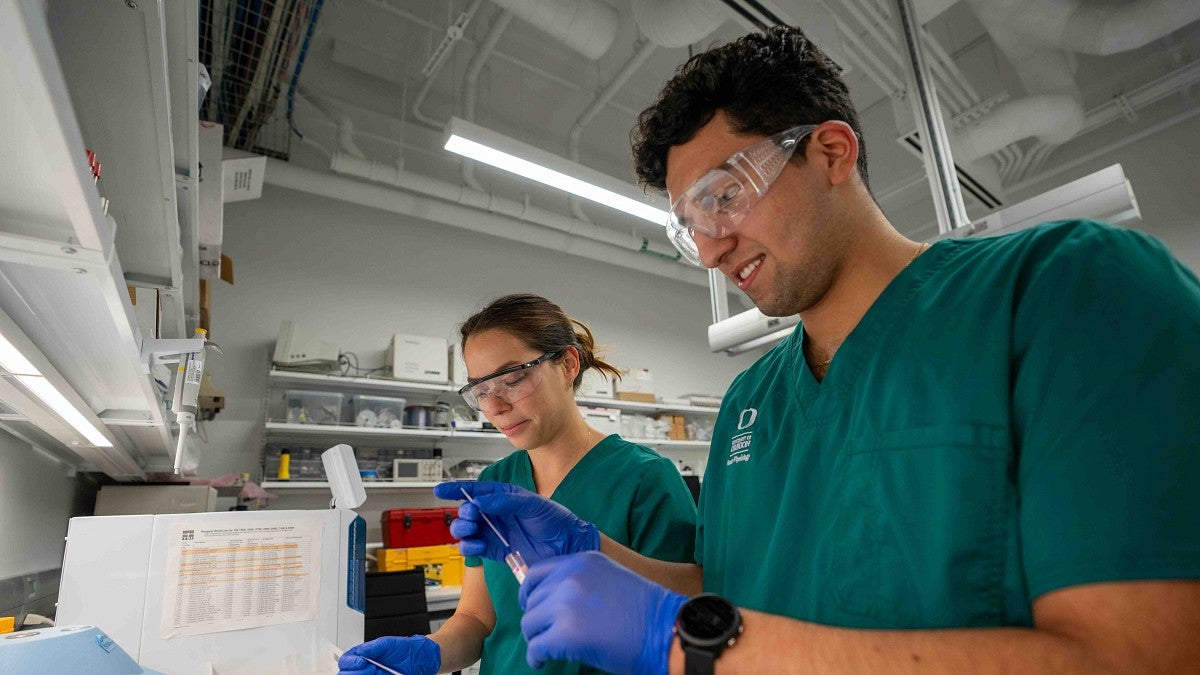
top-left (632, 26), bottom-right (869, 193)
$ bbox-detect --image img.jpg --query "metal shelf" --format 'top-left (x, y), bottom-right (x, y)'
top-left (267, 370), bottom-right (721, 415)
top-left (575, 396), bottom-right (720, 415)
top-left (261, 480), bottom-right (443, 490)
top-left (263, 422), bottom-right (706, 450)
top-left (265, 422), bottom-right (453, 441)
top-left (0, 1), bottom-right (183, 477)
top-left (268, 369), bottom-right (457, 396)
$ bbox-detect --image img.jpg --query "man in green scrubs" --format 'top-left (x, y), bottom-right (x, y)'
top-left (451, 26), bottom-right (1200, 674)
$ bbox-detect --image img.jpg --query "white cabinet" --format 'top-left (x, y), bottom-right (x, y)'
top-left (259, 369), bottom-right (718, 491)
top-left (0, 0), bottom-right (203, 477)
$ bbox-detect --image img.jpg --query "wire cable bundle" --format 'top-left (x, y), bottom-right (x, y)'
top-left (199, 0), bottom-right (326, 158)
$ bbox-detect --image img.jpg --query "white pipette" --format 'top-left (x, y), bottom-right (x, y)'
top-left (460, 486), bottom-right (529, 584)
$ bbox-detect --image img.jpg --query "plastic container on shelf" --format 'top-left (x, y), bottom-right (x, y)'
top-left (284, 390), bottom-right (345, 425)
top-left (264, 447), bottom-right (327, 480)
top-left (350, 394), bottom-right (407, 428)
top-left (381, 508), bottom-right (458, 548)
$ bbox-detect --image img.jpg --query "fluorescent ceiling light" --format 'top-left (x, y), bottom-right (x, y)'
top-left (444, 117), bottom-right (669, 225)
top-left (0, 331), bottom-right (112, 447)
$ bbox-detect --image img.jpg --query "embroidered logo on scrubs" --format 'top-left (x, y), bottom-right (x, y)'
top-left (728, 408), bottom-right (757, 466)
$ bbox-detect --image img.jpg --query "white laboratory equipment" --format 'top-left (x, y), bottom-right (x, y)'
top-left (0, 625), bottom-right (166, 675)
top-left (56, 508), bottom-right (366, 674)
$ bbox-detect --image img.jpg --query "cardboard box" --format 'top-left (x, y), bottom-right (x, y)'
top-left (616, 392), bottom-right (657, 403)
top-left (656, 414), bottom-right (688, 441)
top-left (387, 334), bottom-right (449, 383)
top-left (198, 373), bottom-right (224, 420)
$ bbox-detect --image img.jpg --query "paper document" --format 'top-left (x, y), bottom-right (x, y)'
top-left (161, 518), bottom-right (323, 638)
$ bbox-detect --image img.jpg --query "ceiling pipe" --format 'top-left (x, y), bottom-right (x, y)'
top-left (491, 0), bottom-right (617, 60)
top-left (566, 38), bottom-right (658, 221)
top-left (461, 9), bottom-right (514, 191)
top-left (1063, 0), bottom-right (1200, 56)
top-left (958, 0), bottom-right (1200, 176)
top-left (959, 0), bottom-right (1085, 170)
top-left (329, 149), bottom-right (687, 265)
top-left (968, 0), bottom-right (1200, 58)
top-left (408, 0), bottom-right (486, 130)
top-left (263, 158), bottom-right (707, 288)
top-left (911, 0), bottom-right (958, 24)
top-left (952, 93), bottom-right (1083, 162)
top-left (630, 0), bottom-right (726, 48)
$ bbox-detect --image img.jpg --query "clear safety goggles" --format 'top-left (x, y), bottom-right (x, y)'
top-left (457, 349), bottom-right (563, 411)
top-left (666, 124), bottom-right (818, 266)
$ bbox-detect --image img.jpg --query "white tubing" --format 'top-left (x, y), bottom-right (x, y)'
top-left (1061, 0), bottom-right (1200, 56)
top-left (462, 10), bottom-right (514, 190)
top-left (267, 158), bottom-right (703, 287)
top-left (953, 94), bottom-right (1084, 162)
top-left (567, 39), bottom-right (658, 221)
top-left (630, 0), bottom-right (725, 48)
top-left (491, 0), bottom-right (617, 60)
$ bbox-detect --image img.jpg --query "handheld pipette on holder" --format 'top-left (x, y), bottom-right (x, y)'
top-left (460, 487), bottom-right (529, 584)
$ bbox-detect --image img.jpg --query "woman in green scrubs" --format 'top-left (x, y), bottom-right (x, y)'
top-left (338, 293), bottom-right (697, 675)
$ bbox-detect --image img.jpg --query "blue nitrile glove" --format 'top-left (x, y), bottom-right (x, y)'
top-left (338, 635), bottom-right (440, 675)
top-left (518, 551), bottom-right (687, 675)
top-left (433, 481), bottom-right (599, 565)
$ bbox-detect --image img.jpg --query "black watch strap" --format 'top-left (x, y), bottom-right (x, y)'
top-left (683, 644), bottom-right (717, 675)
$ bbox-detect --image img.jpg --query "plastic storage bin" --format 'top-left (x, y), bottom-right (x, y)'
top-left (264, 447), bottom-right (326, 480)
top-left (284, 390), bottom-right (344, 425)
top-left (377, 544), bottom-right (464, 586)
top-left (381, 508), bottom-right (457, 549)
top-left (351, 395), bottom-right (407, 428)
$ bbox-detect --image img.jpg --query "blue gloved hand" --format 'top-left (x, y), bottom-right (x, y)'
top-left (337, 635), bottom-right (440, 675)
top-left (434, 481), bottom-right (599, 565)
top-left (517, 551), bottom-right (687, 675)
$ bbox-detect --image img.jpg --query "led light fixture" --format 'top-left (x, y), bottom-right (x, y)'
top-left (0, 330), bottom-right (112, 447)
top-left (443, 117), bottom-right (668, 225)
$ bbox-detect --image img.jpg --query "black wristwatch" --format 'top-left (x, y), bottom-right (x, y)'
top-left (675, 593), bottom-right (743, 675)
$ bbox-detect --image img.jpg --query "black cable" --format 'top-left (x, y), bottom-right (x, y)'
top-left (740, 0), bottom-right (786, 26)
top-left (718, 0), bottom-right (768, 30)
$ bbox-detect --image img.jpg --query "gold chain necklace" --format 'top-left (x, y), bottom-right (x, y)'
top-left (810, 242), bottom-right (929, 369)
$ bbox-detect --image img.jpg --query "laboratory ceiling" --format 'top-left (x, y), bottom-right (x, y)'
top-left (216, 0), bottom-right (1200, 254)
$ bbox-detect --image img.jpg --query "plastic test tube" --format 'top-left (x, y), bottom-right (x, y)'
top-left (461, 487), bottom-right (529, 584)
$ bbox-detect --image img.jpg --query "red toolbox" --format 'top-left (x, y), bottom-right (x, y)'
top-left (381, 508), bottom-right (457, 549)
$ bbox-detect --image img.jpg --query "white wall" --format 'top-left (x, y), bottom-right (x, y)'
top-left (0, 431), bottom-right (94, 578)
top-left (196, 186), bottom-right (756, 529)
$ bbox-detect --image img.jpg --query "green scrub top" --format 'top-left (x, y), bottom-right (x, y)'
top-left (466, 434), bottom-right (697, 675)
top-left (698, 220), bottom-right (1200, 629)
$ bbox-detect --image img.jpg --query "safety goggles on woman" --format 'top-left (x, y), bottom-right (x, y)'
top-left (457, 349), bottom-right (564, 411)
top-left (666, 124), bottom-right (819, 266)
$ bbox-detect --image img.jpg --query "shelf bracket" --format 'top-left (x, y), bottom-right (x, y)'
top-left (140, 330), bottom-right (204, 373)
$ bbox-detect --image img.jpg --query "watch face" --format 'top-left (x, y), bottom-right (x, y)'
top-left (679, 594), bottom-right (738, 644)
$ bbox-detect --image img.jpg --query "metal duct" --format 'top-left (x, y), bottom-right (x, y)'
top-left (953, 94), bottom-right (1084, 162)
top-left (491, 0), bottom-right (617, 60)
top-left (631, 0), bottom-right (726, 48)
